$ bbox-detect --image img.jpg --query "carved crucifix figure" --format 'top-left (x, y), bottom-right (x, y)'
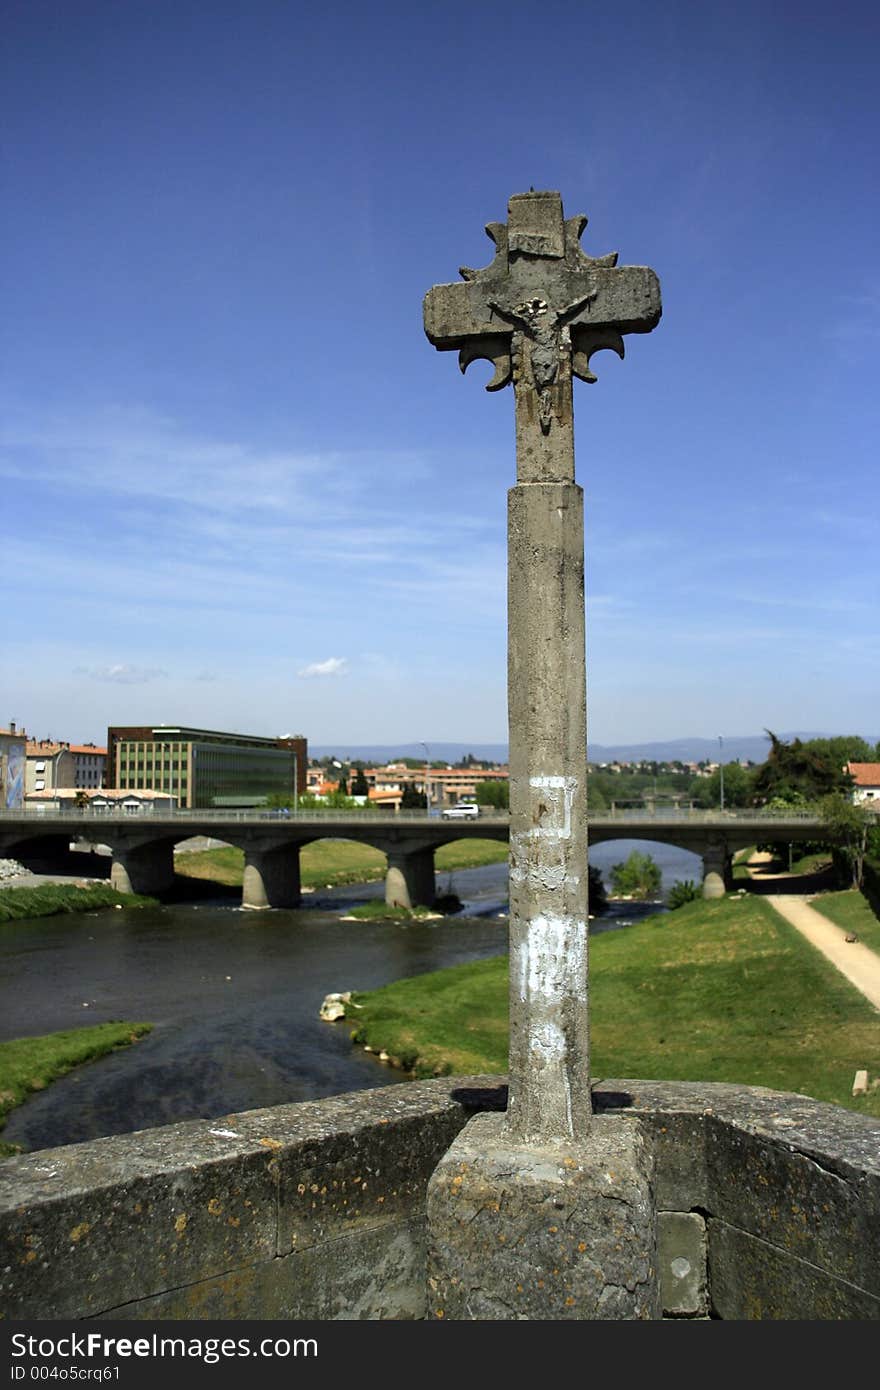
top-left (424, 193), bottom-right (661, 1144)
top-left (425, 189), bottom-right (661, 482)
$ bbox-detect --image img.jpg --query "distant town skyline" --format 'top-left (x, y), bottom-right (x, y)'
top-left (3, 3), bottom-right (877, 746)
top-left (8, 728), bottom-right (880, 772)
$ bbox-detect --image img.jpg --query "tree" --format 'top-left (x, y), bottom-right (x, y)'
top-left (588, 865), bottom-right (608, 917)
top-left (476, 780), bottom-right (509, 809)
top-left (400, 782), bottom-right (427, 810)
top-left (803, 736), bottom-right (874, 766)
top-left (351, 766), bottom-right (369, 797)
top-left (817, 793), bottom-right (877, 890)
top-left (750, 731), bottom-right (852, 806)
top-left (609, 850), bottom-right (662, 899)
top-left (691, 762), bottom-right (753, 808)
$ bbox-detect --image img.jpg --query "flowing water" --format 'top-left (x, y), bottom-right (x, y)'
top-left (0, 842), bottom-right (701, 1152)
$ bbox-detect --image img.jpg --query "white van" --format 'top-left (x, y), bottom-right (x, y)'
top-left (441, 802), bottom-right (480, 820)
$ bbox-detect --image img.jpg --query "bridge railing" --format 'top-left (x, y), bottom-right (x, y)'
top-left (0, 806), bottom-right (837, 825)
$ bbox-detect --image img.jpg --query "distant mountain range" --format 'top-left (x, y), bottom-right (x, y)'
top-left (311, 732), bottom-right (878, 766)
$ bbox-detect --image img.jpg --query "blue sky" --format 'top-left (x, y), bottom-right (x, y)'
top-left (2, 0), bottom-right (878, 749)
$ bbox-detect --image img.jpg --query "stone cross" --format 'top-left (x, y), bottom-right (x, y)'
top-left (424, 192), bottom-right (661, 1144)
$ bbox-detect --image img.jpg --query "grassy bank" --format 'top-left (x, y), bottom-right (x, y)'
top-left (810, 889), bottom-right (880, 957)
top-left (0, 1022), bottom-right (153, 1156)
top-left (0, 883), bottom-right (157, 923)
top-left (347, 894), bottom-right (880, 1117)
top-left (176, 838), bottom-right (508, 892)
top-left (342, 901), bottom-right (442, 922)
top-left (731, 847), bottom-right (756, 881)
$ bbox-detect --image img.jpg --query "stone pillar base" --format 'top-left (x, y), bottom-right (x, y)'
top-left (385, 848), bottom-right (435, 909)
top-left (426, 1111), bottom-right (659, 1320)
top-left (109, 842), bottom-right (174, 897)
top-left (241, 846), bottom-right (301, 910)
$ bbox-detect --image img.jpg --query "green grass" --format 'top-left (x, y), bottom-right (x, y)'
top-left (348, 895), bottom-right (880, 1117)
top-left (732, 847), bottom-right (756, 881)
top-left (344, 900), bottom-right (439, 922)
top-left (810, 889), bottom-right (880, 957)
top-left (0, 1022), bottom-right (153, 1156)
top-left (0, 883), bottom-right (157, 923)
top-left (176, 838), bottom-right (508, 891)
top-left (789, 850), bottom-right (834, 876)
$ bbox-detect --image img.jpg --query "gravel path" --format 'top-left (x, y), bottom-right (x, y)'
top-left (763, 894), bottom-right (880, 1012)
top-left (747, 852), bottom-right (880, 1011)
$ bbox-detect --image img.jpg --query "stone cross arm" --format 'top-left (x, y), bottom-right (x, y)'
top-left (423, 191), bottom-right (661, 391)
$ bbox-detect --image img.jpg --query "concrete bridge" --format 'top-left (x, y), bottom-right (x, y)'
top-left (0, 807), bottom-right (829, 909)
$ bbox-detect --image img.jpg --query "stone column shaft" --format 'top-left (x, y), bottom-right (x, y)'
top-left (506, 478), bottom-right (590, 1143)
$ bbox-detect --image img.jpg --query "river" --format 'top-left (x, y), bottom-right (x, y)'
top-left (0, 842), bottom-right (701, 1152)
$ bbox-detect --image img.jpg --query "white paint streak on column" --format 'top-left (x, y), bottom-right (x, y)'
top-left (527, 775), bottom-right (579, 840)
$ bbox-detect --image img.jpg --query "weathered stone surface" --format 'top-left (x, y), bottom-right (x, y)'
top-left (658, 1211), bottom-right (708, 1317)
top-left (274, 1108), bottom-right (466, 1255)
top-left (0, 1079), bottom-right (483, 1319)
top-left (506, 480), bottom-right (589, 1142)
top-left (708, 1220), bottom-right (880, 1320)
top-left (426, 1112), bottom-right (659, 1320)
top-left (703, 1109), bottom-right (880, 1295)
top-left (0, 1123), bottom-right (278, 1319)
top-left (2, 1077), bottom-right (879, 1320)
top-left (637, 1110), bottom-right (710, 1213)
top-left (95, 1218), bottom-right (426, 1321)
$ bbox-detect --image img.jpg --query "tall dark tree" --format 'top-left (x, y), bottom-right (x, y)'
top-left (750, 732), bottom-right (853, 806)
top-left (400, 782), bottom-right (427, 810)
top-left (587, 865), bottom-right (608, 917)
top-left (351, 766), bottom-right (369, 797)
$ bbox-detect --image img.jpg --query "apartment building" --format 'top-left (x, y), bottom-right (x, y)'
top-left (0, 722), bottom-right (27, 809)
top-left (70, 743), bottom-right (107, 788)
top-left (26, 739), bottom-right (75, 795)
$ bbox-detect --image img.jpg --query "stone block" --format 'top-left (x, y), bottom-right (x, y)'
top-left (97, 1217), bottom-right (427, 1321)
top-left (273, 1106), bottom-right (465, 1255)
top-left (0, 1122), bottom-right (278, 1319)
top-left (658, 1211), bottom-right (707, 1317)
top-left (703, 1112), bottom-right (880, 1295)
top-left (708, 1219), bottom-right (880, 1320)
top-left (426, 1111), bottom-right (659, 1320)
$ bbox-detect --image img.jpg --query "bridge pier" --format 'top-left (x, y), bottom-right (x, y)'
top-left (385, 847), bottom-right (436, 909)
top-left (110, 841), bottom-right (175, 897)
top-left (701, 839), bottom-right (730, 899)
top-left (241, 845), bottom-right (301, 910)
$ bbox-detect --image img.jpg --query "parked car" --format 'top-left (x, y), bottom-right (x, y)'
top-left (441, 802), bottom-right (480, 820)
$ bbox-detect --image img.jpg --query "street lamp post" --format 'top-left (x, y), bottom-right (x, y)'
top-left (718, 735), bottom-right (725, 812)
top-left (421, 742), bottom-right (431, 817)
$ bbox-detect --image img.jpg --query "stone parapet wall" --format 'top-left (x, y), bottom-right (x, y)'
top-left (0, 1082), bottom-right (481, 1321)
top-left (1, 1078), bottom-right (878, 1320)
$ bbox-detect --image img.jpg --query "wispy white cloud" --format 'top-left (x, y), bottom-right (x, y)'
top-left (74, 663), bottom-right (168, 684)
top-left (297, 657), bottom-right (349, 679)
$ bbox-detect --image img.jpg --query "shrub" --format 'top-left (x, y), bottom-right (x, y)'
top-left (667, 879), bottom-right (700, 910)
